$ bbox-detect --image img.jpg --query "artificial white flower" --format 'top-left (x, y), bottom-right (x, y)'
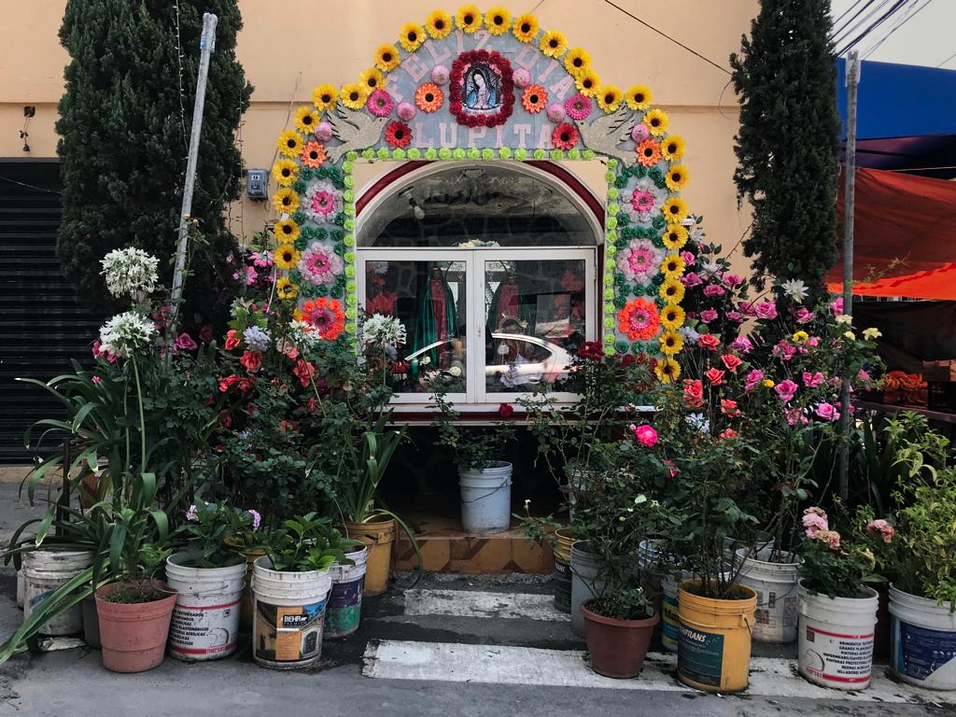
top-left (449, 365), bottom-right (462, 377)
top-left (362, 314), bottom-right (407, 347)
top-left (100, 248), bottom-right (159, 300)
top-left (243, 326), bottom-right (271, 352)
top-left (862, 327), bottom-right (882, 340)
top-left (835, 314), bottom-right (853, 325)
top-left (98, 311), bottom-right (156, 358)
top-left (780, 278), bottom-right (809, 302)
top-left (288, 320), bottom-right (319, 349)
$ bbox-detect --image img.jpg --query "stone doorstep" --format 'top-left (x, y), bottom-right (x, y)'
top-left (0, 466), bottom-right (36, 484)
top-left (393, 528), bottom-right (555, 575)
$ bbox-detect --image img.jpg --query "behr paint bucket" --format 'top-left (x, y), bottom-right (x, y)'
top-left (325, 545), bottom-right (368, 639)
top-left (889, 585), bottom-right (956, 690)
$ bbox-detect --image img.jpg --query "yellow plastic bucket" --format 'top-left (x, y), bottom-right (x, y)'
top-left (553, 528), bottom-right (574, 565)
top-left (677, 580), bottom-right (757, 693)
top-left (343, 517), bottom-right (395, 597)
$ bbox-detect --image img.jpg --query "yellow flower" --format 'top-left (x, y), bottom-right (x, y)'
top-left (360, 68), bottom-right (386, 93)
top-left (762, 379), bottom-right (775, 388)
top-left (597, 85), bottom-right (623, 113)
top-left (277, 130), bottom-right (302, 158)
top-left (659, 330), bottom-right (684, 355)
top-left (655, 358), bottom-right (681, 383)
top-left (792, 330), bottom-right (809, 344)
top-left (485, 7), bottom-right (511, 35)
top-left (863, 327), bottom-right (882, 340)
top-left (661, 253), bottom-right (686, 278)
top-left (626, 84), bottom-right (653, 111)
top-left (644, 109), bottom-right (669, 136)
top-left (539, 30), bottom-right (567, 58)
top-left (274, 221), bottom-right (300, 246)
top-left (660, 278), bottom-right (686, 304)
top-left (660, 304), bottom-right (685, 330)
top-left (564, 47), bottom-right (591, 77)
top-left (374, 44), bottom-right (401, 73)
top-left (844, 330), bottom-right (857, 341)
top-left (272, 158), bottom-right (299, 186)
top-left (274, 243), bottom-right (300, 271)
top-left (398, 22), bottom-right (425, 52)
top-left (662, 224), bottom-right (689, 250)
top-left (272, 188), bottom-right (300, 215)
top-left (294, 106), bottom-right (319, 134)
top-left (835, 314), bottom-right (853, 325)
top-left (341, 82), bottom-right (369, 110)
top-left (665, 165), bottom-right (690, 192)
top-left (662, 197), bottom-right (689, 223)
top-left (312, 84), bottom-right (338, 113)
top-left (512, 13), bottom-right (538, 42)
top-left (661, 135), bottom-right (685, 161)
top-left (456, 5), bottom-right (483, 32)
top-left (276, 277), bottom-right (299, 300)
top-left (425, 9), bottom-right (453, 39)
top-left (575, 70), bottom-right (601, 97)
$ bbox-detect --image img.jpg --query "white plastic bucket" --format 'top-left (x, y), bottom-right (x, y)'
top-left (797, 581), bottom-right (879, 690)
top-left (736, 547), bottom-right (800, 643)
top-left (570, 541), bottom-right (603, 637)
top-left (165, 552), bottom-right (246, 661)
top-left (325, 546), bottom-right (368, 639)
top-left (459, 462), bottom-right (513, 534)
top-left (251, 556), bottom-right (332, 669)
top-left (16, 568), bottom-right (24, 608)
top-left (23, 549), bottom-right (95, 635)
top-left (889, 585), bottom-right (956, 690)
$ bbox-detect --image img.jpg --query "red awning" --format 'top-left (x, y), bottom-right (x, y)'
top-left (826, 168), bottom-right (956, 299)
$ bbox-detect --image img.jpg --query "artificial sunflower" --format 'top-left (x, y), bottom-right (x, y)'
top-left (425, 9), bottom-right (453, 39)
top-left (636, 138), bottom-right (662, 167)
top-left (485, 7), bottom-right (511, 35)
top-left (540, 30), bottom-right (567, 58)
top-left (272, 187), bottom-right (300, 215)
top-left (655, 357), bottom-right (681, 384)
top-left (456, 4), bottom-right (483, 32)
top-left (415, 83), bottom-right (444, 113)
top-left (272, 158), bottom-right (299, 186)
top-left (660, 304), bottom-right (686, 331)
top-left (575, 70), bottom-right (601, 98)
top-left (341, 82), bottom-right (369, 110)
top-left (294, 106), bottom-right (319, 133)
top-left (661, 196), bottom-right (689, 224)
top-left (659, 330), bottom-right (684, 355)
top-left (661, 253), bottom-right (686, 278)
top-left (644, 108), bottom-right (669, 136)
top-left (274, 242), bottom-right (301, 270)
top-left (375, 43), bottom-right (401, 73)
top-left (300, 141), bottom-right (328, 169)
top-left (661, 135), bottom-right (685, 161)
top-left (665, 165), bottom-right (690, 192)
top-left (625, 85), bottom-right (653, 111)
top-left (659, 277), bottom-right (686, 304)
top-left (521, 85), bottom-right (548, 114)
top-left (360, 67), bottom-right (386, 93)
top-left (275, 277), bottom-right (299, 300)
top-left (277, 130), bottom-right (302, 158)
top-left (512, 13), bottom-right (538, 42)
top-left (597, 85), bottom-right (623, 113)
top-left (398, 22), bottom-right (425, 52)
top-left (564, 47), bottom-right (591, 77)
top-left (661, 224), bottom-right (689, 250)
top-left (312, 84), bottom-right (338, 113)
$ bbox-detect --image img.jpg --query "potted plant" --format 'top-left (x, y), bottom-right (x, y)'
top-left (251, 513), bottom-right (357, 669)
top-left (795, 505), bottom-right (882, 690)
top-left (164, 499), bottom-right (259, 661)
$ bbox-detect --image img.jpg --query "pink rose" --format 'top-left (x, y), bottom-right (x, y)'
top-left (729, 337), bottom-right (753, 353)
top-left (723, 274), bottom-right (744, 287)
top-left (175, 332), bottom-right (197, 351)
top-left (631, 423), bottom-right (658, 447)
top-left (755, 301), bottom-right (778, 320)
top-left (816, 530), bottom-right (841, 550)
top-left (795, 307), bottom-right (815, 323)
top-left (744, 369), bottom-right (764, 392)
top-left (814, 402), bottom-right (840, 421)
top-left (775, 379), bottom-right (798, 403)
top-left (720, 399), bottom-right (740, 417)
top-left (802, 511), bottom-right (828, 538)
top-left (867, 519), bottom-right (895, 544)
top-left (703, 284), bottom-right (726, 297)
top-left (681, 272), bottom-right (703, 287)
top-left (704, 368), bottom-right (725, 386)
top-left (721, 354), bottom-right (743, 372)
top-left (830, 297), bottom-right (844, 315)
top-left (802, 371), bottom-right (824, 388)
top-left (724, 311), bottom-right (744, 323)
top-left (699, 309), bottom-right (718, 323)
top-left (681, 251), bottom-right (696, 267)
top-left (719, 428), bottom-right (739, 440)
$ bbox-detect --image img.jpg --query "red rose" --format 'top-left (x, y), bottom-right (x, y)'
top-left (721, 354), bottom-right (743, 372)
top-left (224, 329), bottom-right (241, 351)
top-left (697, 334), bottom-right (721, 351)
top-left (498, 403), bottom-right (514, 418)
top-left (704, 368), bottom-right (725, 386)
top-left (240, 350), bottom-right (261, 373)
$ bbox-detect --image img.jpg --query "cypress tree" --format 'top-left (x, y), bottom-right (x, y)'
top-left (730, 0), bottom-right (842, 296)
top-left (56, 0), bottom-right (252, 328)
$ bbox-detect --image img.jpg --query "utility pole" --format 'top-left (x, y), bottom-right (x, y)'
top-left (838, 49), bottom-right (860, 501)
top-left (168, 12), bottom-right (218, 341)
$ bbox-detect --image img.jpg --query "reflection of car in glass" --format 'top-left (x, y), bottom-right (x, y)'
top-left (403, 333), bottom-right (572, 388)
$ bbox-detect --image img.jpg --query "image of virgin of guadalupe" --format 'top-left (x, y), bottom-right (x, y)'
top-left (464, 64), bottom-right (501, 110)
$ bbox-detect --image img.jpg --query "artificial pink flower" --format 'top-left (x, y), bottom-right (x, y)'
top-left (814, 402), bottom-right (841, 421)
top-left (729, 336), bottom-right (753, 353)
top-left (631, 423), bottom-right (658, 447)
top-left (724, 311), bottom-right (744, 323)
top-left (681, 272), bottom-right (703, 288)
top-left (754, 301), bottom-right (778, 320)
top-left (830, 297), bottom-right (844, 315)
top-left (744, 369), bottom-right (764, 392)
top-left (699, 309), bottom-right (718, 323)
top-left (816, 530), bottom-right (841, 550)
top-left (697, 334), bottom-right (721, 351)
top-left (240, 350), bottom-right (262, 373)
top-left (802, 371), bottom-right (824, 388)
top-left (775, 379), bottom-right (799, 403)
top-left (703, 284), bottom-right (726, 297)
top-left (683, 379), bottom-right (704, 408)
top-left (720, 399), bottom-right (740, 417)
top-left (866, 519), bottom-right (895, 544)
top-left (175, 333), bottom-right (197, 351)
top-left (802, 512), bottom-right (828, 538)
top-left (631, 123), bottom-right (650, 143)
top-left (795, 307), bottom-right (815, 323)
top-left (704, 368), bottom-right (725, 386)
top-left (723, 274), bottom-right (744, 287)
top-left (721, 354), bottom-right (743, 372)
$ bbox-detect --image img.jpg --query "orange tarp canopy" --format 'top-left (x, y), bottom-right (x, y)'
top-left (826, 167), bottom-right (956, 299)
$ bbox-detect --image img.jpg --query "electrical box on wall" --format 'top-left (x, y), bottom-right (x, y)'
top-left (246, 169), bottom-right (267, 199)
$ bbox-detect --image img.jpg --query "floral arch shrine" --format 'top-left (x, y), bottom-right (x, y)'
top-left (269, 6), bottom-right (692, 396)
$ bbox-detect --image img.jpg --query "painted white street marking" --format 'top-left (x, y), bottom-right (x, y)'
top-left (403, 589), bottom-right (570, 622)
top-left (363, 640), bottom-right (956, 704)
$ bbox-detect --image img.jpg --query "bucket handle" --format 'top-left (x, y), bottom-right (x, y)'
top-left (460, 481), bottom-right (510, 504)
top-left (742, 613), bottom-right (754, 633)
top-left (174, 578), bottom-right (247, 598)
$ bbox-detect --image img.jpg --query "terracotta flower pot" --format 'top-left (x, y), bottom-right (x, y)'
top-left (95, 580), bottom-right (178, 673)
top-left (581, 600), bottom-right (659, 678)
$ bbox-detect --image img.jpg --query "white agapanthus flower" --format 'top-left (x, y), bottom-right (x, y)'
top-left (287, 320), bottom-right (319, 349)
top-left (100, 248), bottom-right (159, 300)
top-left (243, 326), bottom-right (271, 352)
top-left (362, 314), bottom-right (407, 348)
top-left (98, 311), bottom-right (156, 358)
top-left (780, 278), bottom-right (809, 302)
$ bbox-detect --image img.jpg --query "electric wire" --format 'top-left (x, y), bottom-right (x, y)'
top-left (860, 0), bottom-right (935, 59)
top-left (831, 0), bottom-right (882, 45)
top-left (836, 0), bottom-right (909, 56)
top-left (936, 49), bottom-right (956, 68)
top-left (831, 0), bottom-right (890, 47)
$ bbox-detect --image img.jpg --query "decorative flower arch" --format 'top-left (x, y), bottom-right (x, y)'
top-left (270, 6), bottom-right (692, 381)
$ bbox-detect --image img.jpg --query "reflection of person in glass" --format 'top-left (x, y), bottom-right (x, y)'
top-left (465, 65), bottom-right (498, 110)
top-left (497, 316), bottom-right (540, 388)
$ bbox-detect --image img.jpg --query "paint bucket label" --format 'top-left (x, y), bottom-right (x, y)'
top-left (678, 625), bottom-right (724, 687)
top-left (893, 618), bottom-right (956, 683)
top-left (169, 600), bottom-right (239, 658)
top-left (325, 578), bottom-right (364, 638)
top-left (801, 624), bottom-right (874, 685)
top-left (254, 599), bottom-right (326, 663)
top-left (754, 591), bottom-right (798, 628)
top-left (662, 593), bottom-right (680, 651)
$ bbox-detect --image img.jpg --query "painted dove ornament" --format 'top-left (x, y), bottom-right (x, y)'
top-left (573, 106), bottom-right (637, 166)
top-left (326, 109), bottom-right (390, 164)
